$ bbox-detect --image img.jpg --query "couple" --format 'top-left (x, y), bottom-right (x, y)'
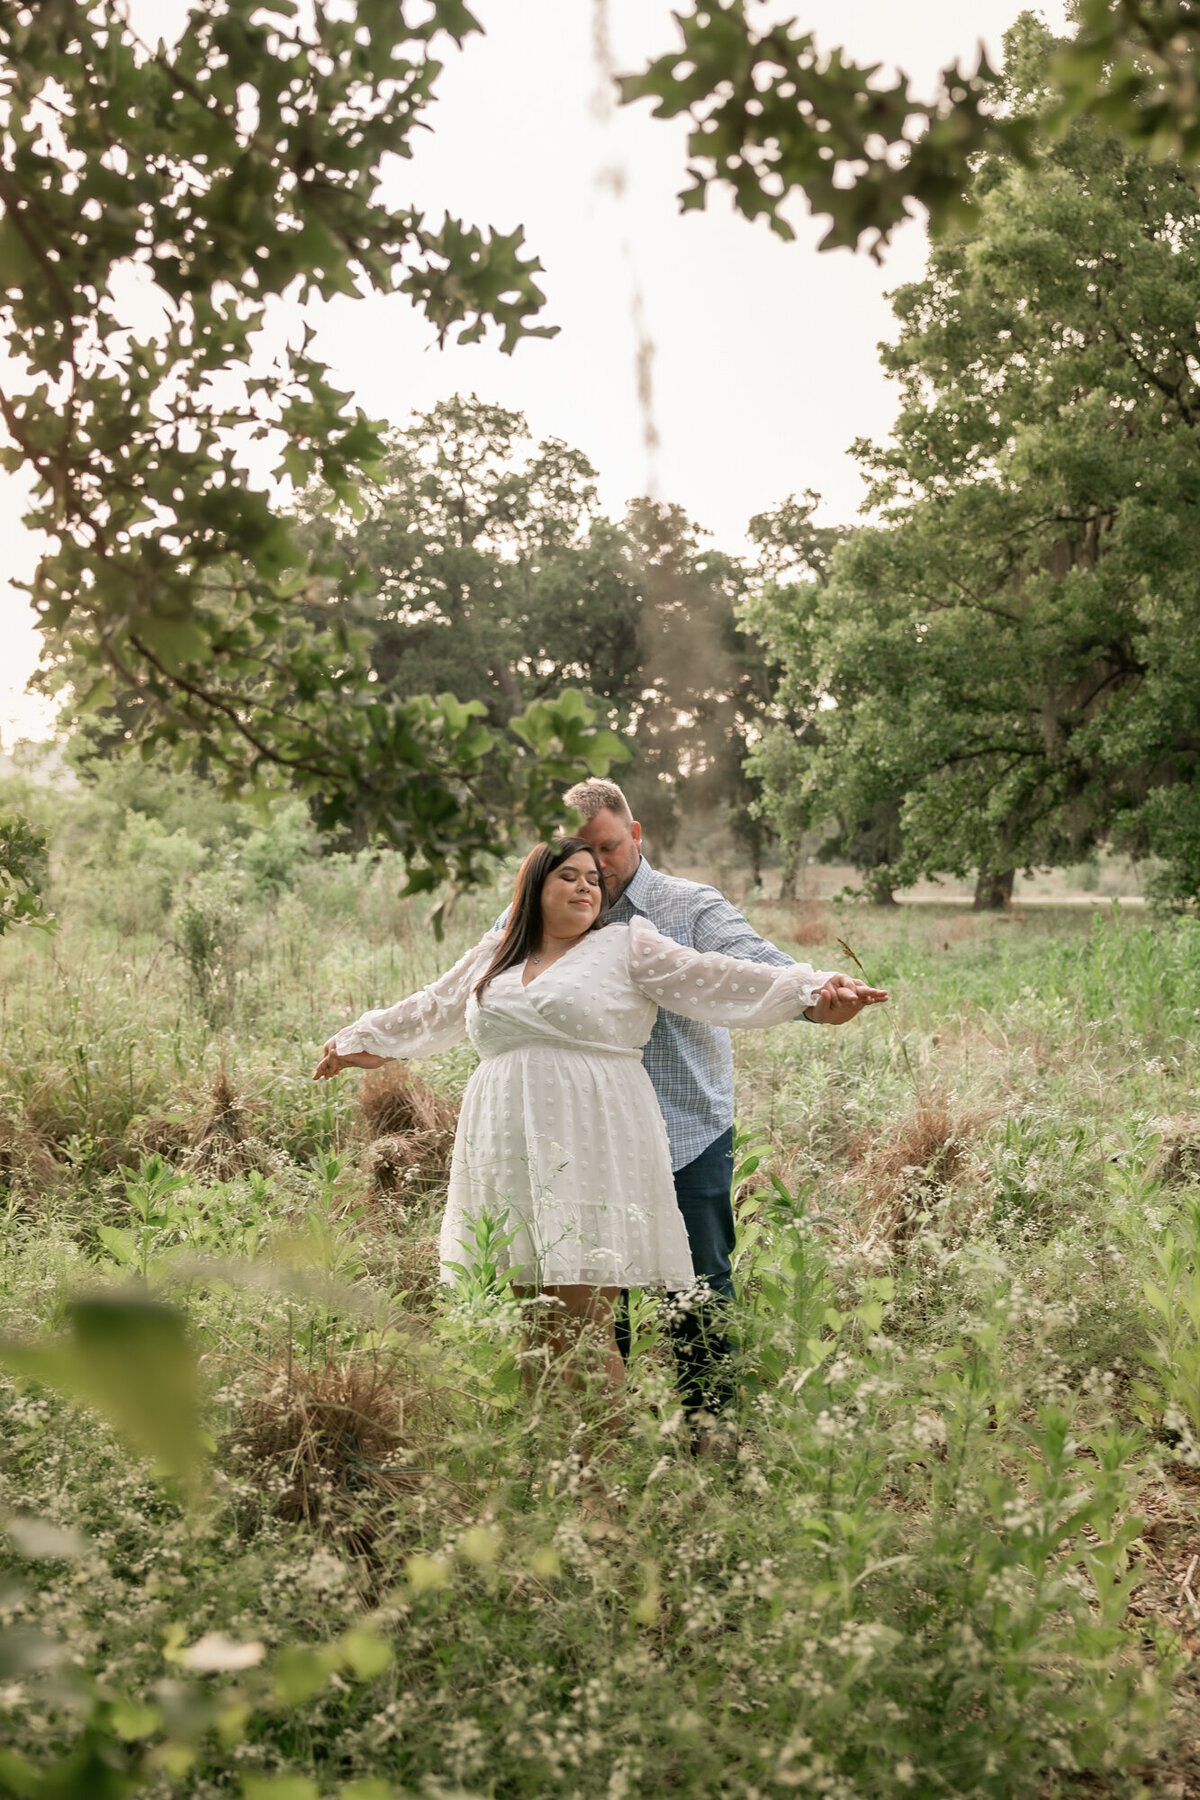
top-left (314, 779), bottom-right (886, 1416)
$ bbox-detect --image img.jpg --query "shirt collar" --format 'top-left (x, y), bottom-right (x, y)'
top-left (617, 854), bottom-right (656, 913)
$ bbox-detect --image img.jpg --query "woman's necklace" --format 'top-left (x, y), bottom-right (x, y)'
top-left (529, 938), bottom-right (573, 967)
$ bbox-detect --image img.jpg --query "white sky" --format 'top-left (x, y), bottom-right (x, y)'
top-left (0, 0), bottom-right (1067, 745)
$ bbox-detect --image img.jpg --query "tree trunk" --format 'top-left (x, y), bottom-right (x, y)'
top-left (778, 846), bottom-right (799, 902)
top-left (862, 865), bottom-right (898, 906)
top-left (488, 659), bottom-right (521, 708)
top-left (973, 867), bottom-right (1015, 911)
top-left (749, 835), bottom-right (763, 890)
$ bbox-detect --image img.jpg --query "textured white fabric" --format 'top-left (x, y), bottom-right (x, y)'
top-left (335, 919), bottom-right (834, 1287)
top-left (607, 855), bottom-right (799, 1168)
top-left (497, 855), bottom-right (812, 1169)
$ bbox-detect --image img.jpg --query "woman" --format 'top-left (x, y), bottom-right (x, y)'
top-left (314, 838), bottom-right (875, 1392)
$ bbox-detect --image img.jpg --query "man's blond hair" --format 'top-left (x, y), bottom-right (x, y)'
top-left (562, 777), bottom-right (633, 825)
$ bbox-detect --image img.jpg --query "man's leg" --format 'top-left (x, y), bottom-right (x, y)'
top-left (613, 1291), bottom-right (631, 1362)
top-left (668, 1128), bottom-right (736, 1417)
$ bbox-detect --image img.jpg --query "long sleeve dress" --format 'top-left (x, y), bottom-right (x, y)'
top-left (334, 917), bottom-right (835, 1290)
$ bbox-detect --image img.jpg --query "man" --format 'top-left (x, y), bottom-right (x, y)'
top-left (551, 778), bottom-right (885, 1425)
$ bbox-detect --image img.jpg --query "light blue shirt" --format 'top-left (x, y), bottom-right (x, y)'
top-left (497, 856), bottom-right (800, 1170)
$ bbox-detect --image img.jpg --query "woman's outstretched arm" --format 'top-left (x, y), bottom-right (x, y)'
top-left (313, 930), bottom-right (502, 1080)
top-left (625, 917), bottom-right (886, 1031)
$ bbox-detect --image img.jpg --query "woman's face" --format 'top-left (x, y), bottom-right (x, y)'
top-left (540, 851), bottom-right (603, 940)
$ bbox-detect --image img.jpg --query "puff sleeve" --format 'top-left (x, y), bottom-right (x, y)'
top-left (626, 916), bottom-right (836, 1028)
top-left (333, 931), bottom-right (501, 1060)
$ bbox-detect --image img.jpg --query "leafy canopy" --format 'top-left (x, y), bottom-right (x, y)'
top-left (744, 20), bottom-right (1200, 904)
top-left (624, 1), bottom-right (1200, 258)
top-left (313, 396), bottom-right (791, 856)
top-left (0, 0), bottom-right (620, 901)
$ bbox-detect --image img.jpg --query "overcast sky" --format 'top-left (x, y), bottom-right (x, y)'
top-left (0, 0), bottom-right (1067, 744)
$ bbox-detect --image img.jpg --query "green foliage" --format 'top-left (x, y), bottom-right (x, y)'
top-left (171, 867), bottom-right (245, 1023)
top-left (1050, 0), bottom-right (1200, 160)
top-left (237, 802), bottom-right (315, 899)
top-left (4, 757), bottom-right (320, 938)
top-left (0, 813), bottom-right (51, 934)
top-left (622, 0), bottom-right (1032, 259)
top-left (7, 857), bottom-right (1200, 1795)
top-left (0, 1293), bottom-right (203, 1484)
top-left (745, 23), bottom-right (1200, 904)
top-left (626, 0), bottom-right (1200, 257)
top-left (317, 396), bottom-right (784, 852)
top-left (307, 395), bottom-right (623, 729)
top-left (1134, 783), bottom-right (1200, 913)
top-left (97, 1157), bottom-right (194, 1285)
top-left (0, 1493), bottom-right (397, 1800)
top-left (0, 0), bottom-right (628, 883)
top-left (1129, 1192), bottom-right (1200, 1460)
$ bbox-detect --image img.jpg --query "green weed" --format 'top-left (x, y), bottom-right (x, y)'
top-left (3, 839), bottom-right (1200, 1796)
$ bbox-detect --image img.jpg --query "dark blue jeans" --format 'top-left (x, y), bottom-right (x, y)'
top-left (617, 1127), bottom-right (737, 1415)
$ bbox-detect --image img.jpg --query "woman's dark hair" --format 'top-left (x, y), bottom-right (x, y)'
top-left (474, 837), bottom-right (608, 1003)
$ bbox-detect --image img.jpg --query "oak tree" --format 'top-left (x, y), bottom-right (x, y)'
top-left (0, 0), bottom-right (620, 904)
top-left (626, 0), bottom-right (1200, 259)
top-left (745, 19), bottom-right (1200, 907)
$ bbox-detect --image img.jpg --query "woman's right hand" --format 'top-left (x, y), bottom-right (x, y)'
top-left (312, 1039), bottom-right (388, 1081)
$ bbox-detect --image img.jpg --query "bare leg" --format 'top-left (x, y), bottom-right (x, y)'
top-left (512, 1284), bottom-right (625, 1396)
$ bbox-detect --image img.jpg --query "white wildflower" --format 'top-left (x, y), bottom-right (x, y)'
top-left (301, 1546), bottom-right (348, 1592)
top-left (179, 1632), bottom-right (266, 1673)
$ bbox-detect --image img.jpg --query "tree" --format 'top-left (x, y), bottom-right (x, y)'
top-left (0, 0), bottom-right (620, 903)
top-left (0, 811), bottom-right (50, 933)
top-left (741, 494), bottom-right (906, 903)
top-left (314, 401), bottom-right (785, 860)
top-left (625, 0), bottom-right (1200, 259)
top-left (310, 394), bottom-right (640, 730)
top-left (744, 19), bottom-right (1200, 908)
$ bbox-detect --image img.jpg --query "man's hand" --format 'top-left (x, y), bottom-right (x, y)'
top-left (805, 975), bottom-right (888, 1026)
top-left (313, 1039), bottom-right (388, 1081)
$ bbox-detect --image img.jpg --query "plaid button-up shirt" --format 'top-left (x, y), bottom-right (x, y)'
top-left (606, 857), bottom-right (801, 1170)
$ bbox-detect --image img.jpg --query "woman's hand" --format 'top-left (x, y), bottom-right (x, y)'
top-left (805, 975), bottom-right (888, 1026)
top-left (312, 1039), bottom-right (388, 1081)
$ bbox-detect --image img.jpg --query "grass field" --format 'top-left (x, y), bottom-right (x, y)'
top-left (3, 839), bottom-right (1200, 1799)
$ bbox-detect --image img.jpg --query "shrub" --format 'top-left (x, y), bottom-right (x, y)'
top-left (170, 866), bottom-right (245, 1022)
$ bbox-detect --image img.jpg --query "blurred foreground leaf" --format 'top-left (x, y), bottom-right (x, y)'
top-left (0, 1295), bottom-right (203, 1485)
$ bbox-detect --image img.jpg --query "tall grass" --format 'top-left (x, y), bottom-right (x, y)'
top-left (3, 823), bottom-right (1200, 1797)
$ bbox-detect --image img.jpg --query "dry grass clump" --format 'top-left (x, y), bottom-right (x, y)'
top-left (360, 1063), bottom-right (457, 1140)
top-left (125, 1111), bottom-right (191, 1163)
top-left (0, 1112), bottom-right (66, 1204)
top-left (358, 1065), bottom-right (456, 1204)
top-left (17, 1070), bottom-right (151, 1174)
top-left (1151, 1119), bottom-right (1200, 1187)
top-left (226, 1348), bottom-right (451, 1555)
top-left (185, 1068), bottom-right (272, 1179)
top-left (792, 896), bottom-right (831, 946)
top-left (363, 1131), bottom-right (453, 1202)
top-left (128, 1069), bottom-right (273, 1179)
top-left (848, 1099), bottom-right (977, 1250)
top-left (389, 1234), bottom-right (442, 1309)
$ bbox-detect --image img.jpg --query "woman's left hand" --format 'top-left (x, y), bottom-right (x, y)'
top-left (313, 1039), bottom-right (388, 1080)
top-left (805, 975), bottom-right (888, 1025)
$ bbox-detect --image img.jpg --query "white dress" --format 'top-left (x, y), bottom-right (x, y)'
top-left (335, 918), bottom-right (833, 1289)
